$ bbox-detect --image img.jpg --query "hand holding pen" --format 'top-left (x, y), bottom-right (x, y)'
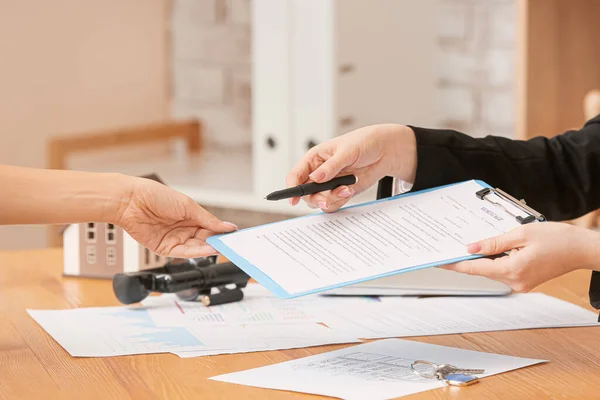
top-left (266, 175), bottom-right (358, 209)
top-left (266, 175), bottom-right (358, 205)
top-left (281, 125), bottom-right (416, 212)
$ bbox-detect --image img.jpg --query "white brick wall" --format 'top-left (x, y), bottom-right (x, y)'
top-left (170, 0), bottom-right (251, 147)
top-left (482, 91), bottom-right (515, 133)
top-left (172, 0), bottom-right (219, 25)
top-left (489, 2), bottom-right (516, 47)
top-left (226, 0), bottom-right (251, 25)
top-left (171, 0), bottom-right (516, 146)
top-left (436, 87), bottom-right (476, 127)
top-left (435, 0), bottom-right (516, 138)
top-left (436, 1), bottom-right (471, 42)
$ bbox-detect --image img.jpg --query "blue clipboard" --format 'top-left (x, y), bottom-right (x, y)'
top-left (207, 180), bottom-right (544, 298)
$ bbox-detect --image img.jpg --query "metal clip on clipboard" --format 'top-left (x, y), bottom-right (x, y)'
top-left (475, 187), bottom-right (546, 225)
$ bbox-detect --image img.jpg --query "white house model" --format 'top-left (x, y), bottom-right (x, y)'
top-left (62, 174), bottom-right (168, 279)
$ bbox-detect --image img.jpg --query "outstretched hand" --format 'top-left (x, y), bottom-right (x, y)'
top-left (441, 222), bottom-right (600, 292)
top-left (114, 177), bottom-right (237, 258)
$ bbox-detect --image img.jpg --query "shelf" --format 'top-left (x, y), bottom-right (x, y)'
top-left (517, 0), bottom-right (600, 139)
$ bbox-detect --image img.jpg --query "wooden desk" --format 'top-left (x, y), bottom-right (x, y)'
top-left (1, 249), bottom-right (599, 400)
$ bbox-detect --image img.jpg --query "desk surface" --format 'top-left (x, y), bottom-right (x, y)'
top-left (1, 249), bottom-right (599, 400)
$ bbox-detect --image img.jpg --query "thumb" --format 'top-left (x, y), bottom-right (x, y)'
top-left (309, 152), bottom-right (353, 183)
top-left (467, 228), bottom-right (524, 255)
top-left (192, 204), bottom-right (238, 233)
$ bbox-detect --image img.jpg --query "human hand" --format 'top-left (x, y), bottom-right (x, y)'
top-left (441, 222), bottom-right (600, 292)
top-left (114, 176), bottom-right (237, 258)
top-left (286, 124), bottom-right (417, 212)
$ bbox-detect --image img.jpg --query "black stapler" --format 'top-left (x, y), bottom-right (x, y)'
top-left (112, 256), bottom-right (250, 306)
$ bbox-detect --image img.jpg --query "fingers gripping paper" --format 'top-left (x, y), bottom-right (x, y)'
top-left (208, 180), bottom-right (529, 298)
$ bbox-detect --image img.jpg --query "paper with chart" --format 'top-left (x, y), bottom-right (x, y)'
top-left (143, 284), bottom-right (374, 327)
top-left (319, 293), bottom-right (600, 339)
top-left (143, 285), bottom-right (598, 342)
top-left (209, 180), bottom-right (528, 297)
top-left (211, 338), bottom-right (546, 400)
top-left (27, 304), bottom-right (360, 358)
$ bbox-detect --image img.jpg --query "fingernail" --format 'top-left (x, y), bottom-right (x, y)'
top-left (318, 201), bottom-right (328, 209)
top-left (309, 171), bottom-right (325, 182)
top-left (224, 222), bottom-right (239, 230)
top-left (339, 188), bottom-right (353, 198)
top-left (289, 198), bottom-right (295, 206)
top-left (467, 242), bottom-right (481, 253)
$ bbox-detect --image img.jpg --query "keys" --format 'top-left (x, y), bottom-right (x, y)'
top-left (444, 373), bottom-right (480, 387)
top-left (435, 364), bottom-right (485, 380)
top-left (410, 360), bottom-right (485, 387)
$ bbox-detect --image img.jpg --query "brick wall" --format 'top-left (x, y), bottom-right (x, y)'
top-left (170, 0), bottom-right (252, 147)
top-left (435, 0), bottom-right (516, 138)
top-left (171, 0), bottom-right (516, 147)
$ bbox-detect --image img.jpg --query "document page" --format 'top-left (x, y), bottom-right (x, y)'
top-left (213, 180), bottom-right (526, 296)
top-left (319, 293), bottom-right (600, 339)
top-left (143, 284), bottom-right (372, 327)
top-left (211, 338), bottom-right (545, 400)
top-left (27, 305), bottom-right (359, 358)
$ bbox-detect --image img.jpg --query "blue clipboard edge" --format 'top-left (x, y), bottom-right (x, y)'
top-left (208, 179), bottom-right (492, 299)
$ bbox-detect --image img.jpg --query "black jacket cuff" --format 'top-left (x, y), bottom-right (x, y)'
top-left (590, 271), bottom-right (600, 321)
top-left (409, 126), bottom-right (472, 192)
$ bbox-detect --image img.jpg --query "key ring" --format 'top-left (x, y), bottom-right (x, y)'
top-left (410, 360), bottom-right (440, 380)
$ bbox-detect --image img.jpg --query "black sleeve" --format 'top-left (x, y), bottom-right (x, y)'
top-left (409, 115), bottom-right (600, 222)
top-left (407, 115), bottom-right (600, 314)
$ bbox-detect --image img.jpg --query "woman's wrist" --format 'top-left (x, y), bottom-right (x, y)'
top-left (48, 170), bottom-right (135, 225)
top-left (379, 124), bottom-right (417, 184)
top-left (95, 173), bottom-right (135, 225)
top-left (0, 166), bottom-right (135, 226)
top-left (583, 229), bottom-right (600, 271)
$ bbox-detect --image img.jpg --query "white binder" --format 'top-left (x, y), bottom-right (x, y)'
top-left (252, 0), bottom-right (437, 198)
top-left (252, 0), bottom-right (293, 196)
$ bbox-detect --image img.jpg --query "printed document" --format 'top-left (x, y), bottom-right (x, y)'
top-left (142, 285), bottom-right (598, 340)
top-left (29, 281), bottom-right (598, 358)
top-left (27, 305), bottom-right (359, 358)
top-left (211, 338), bottom-right (545, 400)
top-left (210, 180), bottom-right (527, 296)
top-left (143, 284), bottom-right (373, 327)
top-left (319, 293), bottom-right (600, 339)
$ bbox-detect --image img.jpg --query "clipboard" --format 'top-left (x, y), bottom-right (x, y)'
top-left (208, 180), bottom-right (545, 298)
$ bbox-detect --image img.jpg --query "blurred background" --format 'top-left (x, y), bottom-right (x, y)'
top-left (1, 0), bottom-right (599, 250)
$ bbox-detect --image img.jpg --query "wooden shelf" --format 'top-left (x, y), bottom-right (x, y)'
top-left (517, 0), bottom-right (600, 139)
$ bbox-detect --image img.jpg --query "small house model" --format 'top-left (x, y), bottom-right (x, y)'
top-left (63, 174), bottom-right (168, 278)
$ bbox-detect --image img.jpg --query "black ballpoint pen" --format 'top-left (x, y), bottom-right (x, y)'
top-left (265, 175), bottom-right (358, 201)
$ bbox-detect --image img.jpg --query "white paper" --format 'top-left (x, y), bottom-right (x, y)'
top-left (145, 287), bottom-right (599, 341)
top-left (143, 284), bottom-right (375, 327)
top-left (218, 180), bottom-right (525, 295)
top-left (211, 338), bottom-right (546, 400)
top-left (319, 293), bottom-right (600, 339)
top-left (27, 305), bottom-right (360, 358)
top-left (173, 323), bottom-right (358, 358)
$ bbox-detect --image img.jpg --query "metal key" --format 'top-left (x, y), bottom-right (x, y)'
top-left (411, 360), bottom-right (485, 381)
top-left (435, 364), bottom-right (485, 380)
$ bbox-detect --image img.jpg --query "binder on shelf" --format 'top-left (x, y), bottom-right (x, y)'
top-left (289, 0), bottom-right (335, 164)
top-left (252, 0), bottom-right (437, 198)
top-left (252, 0), bottom-right (293, 196)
